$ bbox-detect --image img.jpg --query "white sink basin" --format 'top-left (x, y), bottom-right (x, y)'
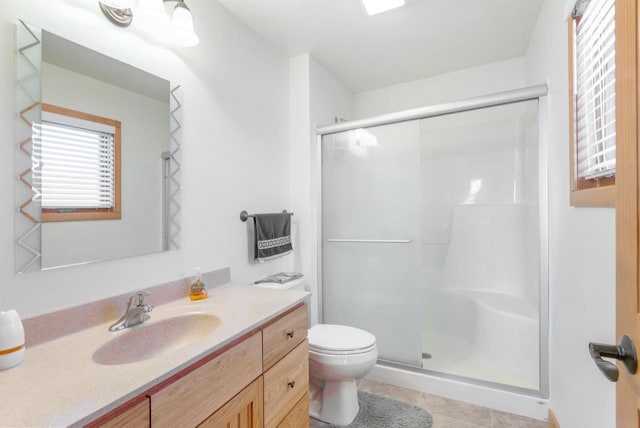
top-left (93, 312), bottom-right (221, 365)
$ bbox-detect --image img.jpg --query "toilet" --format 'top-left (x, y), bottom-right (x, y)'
top-left (254, 276), bottom-right (378, 426)
top-left (308, 323), bottom-right (378, 425)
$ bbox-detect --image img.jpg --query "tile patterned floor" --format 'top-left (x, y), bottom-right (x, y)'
top-left (311, 379), bottom-right (548, 428)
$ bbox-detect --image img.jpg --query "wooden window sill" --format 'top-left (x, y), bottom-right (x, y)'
top-left (570, 185), bottom-right (616, 207)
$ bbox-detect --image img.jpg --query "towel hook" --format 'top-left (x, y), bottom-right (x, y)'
top-left (239, 210), bottom-right (293, 222)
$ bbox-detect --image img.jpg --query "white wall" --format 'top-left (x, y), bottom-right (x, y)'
top-left (1, 0), bottom-right (293, 318)
top-left (289, 53), bottom-right (353, 325)
top-left (353, 57), bottom-right (526, 118)
top-left (41, 62), bottom-right (168, 268)
top-left (289, 54), bottom-right (313, 321)
top-left (525, 1), bottom-right (616, 427)
top-left (309, 56), bottom-right (354, 129)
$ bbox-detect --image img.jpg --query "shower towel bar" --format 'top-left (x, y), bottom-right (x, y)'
top-left (327, 239), bottom-right (412, 243)
top-left (240, 210), bottom-right (293, 222)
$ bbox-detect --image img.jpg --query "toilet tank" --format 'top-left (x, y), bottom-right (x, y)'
top-left (254, 277), bottom-right (310, 327)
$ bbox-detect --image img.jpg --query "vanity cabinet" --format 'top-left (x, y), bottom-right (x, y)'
top-left (264, 340), bottom-right (309, 428)
top-left (262, 304), bottom-right (309, 428)
top-left (277, 395), bottom-right (310, 428)
top-left (149, 332), bottom-right (263, 428)
top-left (86, 303), bottom-right (309, 428)
top-left (198, 377), bottom-right (264, 428)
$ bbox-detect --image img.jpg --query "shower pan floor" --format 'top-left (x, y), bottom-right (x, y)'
top-left (421, 331), bottom-right (538, 390)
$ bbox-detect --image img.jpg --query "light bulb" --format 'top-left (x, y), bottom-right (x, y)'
top-left (172, 2), bottom-right (199, 47)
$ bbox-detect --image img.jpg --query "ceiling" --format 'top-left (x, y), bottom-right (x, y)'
top-left (216, 0), bottom-right (544, 93)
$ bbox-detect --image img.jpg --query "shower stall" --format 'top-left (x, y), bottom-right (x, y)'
top-left (317, 85), bottom-right (548, 412)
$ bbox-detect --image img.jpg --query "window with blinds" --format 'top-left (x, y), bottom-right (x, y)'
top-left (574, 0), bottom-right (616, 180)
top-left (37, 121), bottom-right (115, 209)
top-left (569, 0), bottom-right (617, 206)
top-left (34, 104), bottom-right (121, 222)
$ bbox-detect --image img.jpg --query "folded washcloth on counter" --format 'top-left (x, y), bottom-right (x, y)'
top-left (253, 213), bottom-right (293, 261)
top-left (255, 272), bottom-right (303, 284)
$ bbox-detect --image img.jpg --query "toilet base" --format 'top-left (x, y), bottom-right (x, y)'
top-left (309, 379), bottom-right (360, 426)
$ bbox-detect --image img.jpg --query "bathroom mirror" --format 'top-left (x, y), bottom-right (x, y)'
top-left (14, 21), bottom-right (182, 273)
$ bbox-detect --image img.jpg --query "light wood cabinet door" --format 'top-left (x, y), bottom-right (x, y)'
top-left (198, 377), bottom-right (264, 428)
top-left (263, 340), bottom-right (309, 428)
top-left (276, 395), bottom-right (309, 428)
top-left (150, 333), bottom-right (263, 428)
top-left (263, 305), bottom-right (307, 371)
top-left (88, 397), bottom-right (149, 428)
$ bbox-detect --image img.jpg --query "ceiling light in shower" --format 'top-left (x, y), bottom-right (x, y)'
top-left (361, 0), bottom-right (406, 16)
top-left (353, 128), bottom-right (378, 147)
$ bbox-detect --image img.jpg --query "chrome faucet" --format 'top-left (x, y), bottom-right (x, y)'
top-left (108, 291), bottom-right (153, 331)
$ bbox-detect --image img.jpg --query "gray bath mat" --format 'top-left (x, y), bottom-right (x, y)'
top-left (317, 391), bottom-right (433, 427)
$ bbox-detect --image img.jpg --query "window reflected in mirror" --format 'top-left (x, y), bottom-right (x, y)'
top-left (36, 104), bottom-right (122, 222)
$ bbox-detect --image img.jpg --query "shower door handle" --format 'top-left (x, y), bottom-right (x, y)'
top-left (588, 335), bottom-right (638, 382)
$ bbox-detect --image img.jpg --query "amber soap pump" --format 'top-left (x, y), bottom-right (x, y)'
top-left (189, 268), bottom-right (208, 301)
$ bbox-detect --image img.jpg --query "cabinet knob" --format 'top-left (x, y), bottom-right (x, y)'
top-left (286, 331), bottom-right (295, 338)
top-left (288, 380), bottom-right (296, 389)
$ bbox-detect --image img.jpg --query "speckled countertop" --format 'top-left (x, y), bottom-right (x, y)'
top-left (0, 284), bottom-right (308, 428)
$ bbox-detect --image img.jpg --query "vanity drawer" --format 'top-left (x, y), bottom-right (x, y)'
top-left (263, 340), bottom-right (309, 428)
top-left (262, 304), bottom-right (307, 371)
top-left (149, 332), bottom-right (262, 428)
top-left (277, 394), bottom-right (309, 428)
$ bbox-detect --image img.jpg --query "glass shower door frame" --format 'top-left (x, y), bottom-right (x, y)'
top-left (315, 85), bottom-right (550, 399)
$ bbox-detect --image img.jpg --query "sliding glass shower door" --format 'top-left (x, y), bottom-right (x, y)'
top-left (321, 98), bottom-right (543, 393)
top-left (321, 121), bottom-right (423, 367)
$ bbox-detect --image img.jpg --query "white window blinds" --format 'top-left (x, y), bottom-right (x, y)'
top-left (34, 120), bottom-right (116, 210)
top-left (574, 0), bottom-right (616, 180)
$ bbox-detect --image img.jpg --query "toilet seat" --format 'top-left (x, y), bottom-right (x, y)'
top-left (309, 324), bottom-right (376, 355)
top-left (309, 343), bottom-right (377, 356)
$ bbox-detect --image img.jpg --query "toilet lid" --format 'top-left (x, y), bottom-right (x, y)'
top-left (308, 324), bottom-right (376, 352)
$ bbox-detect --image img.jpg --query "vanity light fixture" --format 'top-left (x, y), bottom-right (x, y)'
top-left (98, 0), bottom-right (199, 47)
top-left (360, 0), bottom-right (406, 16)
